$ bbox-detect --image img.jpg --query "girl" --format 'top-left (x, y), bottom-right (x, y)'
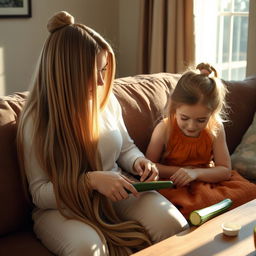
top-left (146, 63), bottom-right (256, 219)
top-left (17, 11), bottom-right (188, 256)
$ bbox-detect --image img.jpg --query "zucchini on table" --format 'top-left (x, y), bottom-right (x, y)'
top-left (189, 198), bottom-right (233, 226)
top-left (254, 226), bottom-right (256, 248)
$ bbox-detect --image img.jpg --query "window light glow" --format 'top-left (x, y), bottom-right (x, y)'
top-left (194, 0), bottom-right (249, 80)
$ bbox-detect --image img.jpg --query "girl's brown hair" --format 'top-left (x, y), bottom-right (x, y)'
top-left (17, 11), bottom-right (151, 255)
top-left (163, 63), bottom-right (228, 154)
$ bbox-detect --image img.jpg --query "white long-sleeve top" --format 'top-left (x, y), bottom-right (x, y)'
top-left (23, 93), bottom-right (144, 210)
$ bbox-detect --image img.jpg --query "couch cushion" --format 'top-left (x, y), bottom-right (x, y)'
top-left (231, 112), bottom-right (256, 181)
top-left (0, 92), bottom-right (31, 236)
top-left (113, 73), bottom-right (180, 153)
top-left (0, 231), bottom-right (54, 256)
top-left (223, 76), bottom-right (256, 154)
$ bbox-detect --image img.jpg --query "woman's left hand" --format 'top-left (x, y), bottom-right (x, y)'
top-left (133, 157), bottom-right (159, 182)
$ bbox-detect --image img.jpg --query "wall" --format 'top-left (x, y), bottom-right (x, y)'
top-left (0, 0), bottom-right (123, 95)
top-left (1, 1), bottom-right (255, 95)
top-left (118, 0), bottom-right (140, 78)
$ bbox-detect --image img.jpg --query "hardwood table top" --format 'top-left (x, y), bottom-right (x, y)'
top-left (132, 199), bottom-right (256, 256)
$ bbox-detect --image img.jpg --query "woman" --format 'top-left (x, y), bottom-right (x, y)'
top-left (17, 11), bottom-right (188, 256)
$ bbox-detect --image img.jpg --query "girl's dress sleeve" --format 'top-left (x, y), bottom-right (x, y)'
top-left (23, 117), bottom-right (57, 209)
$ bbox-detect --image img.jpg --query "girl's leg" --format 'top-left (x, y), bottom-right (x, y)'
top-left (113, 191), bottom-right (189, 243)
top-left (33, 209), bottom-right (108, 256)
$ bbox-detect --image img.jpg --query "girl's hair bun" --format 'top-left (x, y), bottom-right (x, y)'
top-left (47, 11), bottom-right (74, 33)
top-left (196, 62), bottom-right (218, 77)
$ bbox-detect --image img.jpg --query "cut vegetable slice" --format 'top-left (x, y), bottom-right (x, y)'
top-left (189, 198), bottom-right (233, 226)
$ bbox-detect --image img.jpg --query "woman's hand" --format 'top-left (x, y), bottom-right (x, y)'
top-left (87, 171), bottom-right (139, 201)
top-left (133, 157), bottom-right (159, 182)
top-left (170, 168), bottom-right (198, 187)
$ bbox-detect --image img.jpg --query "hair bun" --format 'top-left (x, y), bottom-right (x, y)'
top-left (47, 11), bottom-right (74, 33)
top-left (196, 62), bottom-right (218, 77)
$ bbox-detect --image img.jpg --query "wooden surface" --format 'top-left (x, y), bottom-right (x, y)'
top-left (132, 199), bottom-right (256, 256)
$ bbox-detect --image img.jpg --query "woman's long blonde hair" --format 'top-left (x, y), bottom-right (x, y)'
top-left (17, 11), bottom-right (151, 255)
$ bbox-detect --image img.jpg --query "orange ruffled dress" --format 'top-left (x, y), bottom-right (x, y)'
top-left (159, 119), bottom-right (256, 219)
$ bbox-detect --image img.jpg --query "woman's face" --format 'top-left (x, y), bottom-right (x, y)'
top-left (175, 103), bottom-right (211, 137)
top-left (96, 50), bottom-right (108, 86)
top-left (89, 50), bottom-right (108, 99)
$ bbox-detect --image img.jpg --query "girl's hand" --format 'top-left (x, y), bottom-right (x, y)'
top-left (87, 171), bottom-right (139, 201)
top-left (133, 157), bottom-right (159, 182)
top-left (170, 168), bottom-right (198, 187)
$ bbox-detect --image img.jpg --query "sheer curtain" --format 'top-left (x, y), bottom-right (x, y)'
top-left (247, 0), bottom-right (256, 77)
top-left (138, 0), bottom-right (195, 74)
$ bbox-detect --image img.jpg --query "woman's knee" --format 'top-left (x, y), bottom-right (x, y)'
top-left (33, 210), bottom-right (108, 256)
top-left (140, 191), bottom-right (189, 242)
top-left (66, 233), bottom-right (108, 256)
top-left (114, 191), bottom-right (189, 243)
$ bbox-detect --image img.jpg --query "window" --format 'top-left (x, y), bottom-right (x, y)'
top-left (194, 0), bottom-right (249, 80)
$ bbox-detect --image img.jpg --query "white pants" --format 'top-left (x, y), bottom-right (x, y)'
top-left (33, 191), bottom-right (188, 256)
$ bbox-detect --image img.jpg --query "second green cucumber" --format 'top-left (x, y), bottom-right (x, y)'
top-left (189, 198), bottom-right (233, 226)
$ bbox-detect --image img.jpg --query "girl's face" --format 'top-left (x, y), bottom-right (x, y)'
top-left (175, 104), bottom-right (212, 137)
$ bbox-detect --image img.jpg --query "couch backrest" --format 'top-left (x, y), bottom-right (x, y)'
top-left (223, 76), bottom-right (256, 153)
top-left (113, 73), bottom-right (180, 153)
top-left (114, 73), bottom-right (256, 155)
top-left (0, 73), bottom-right (255, 236)
top-left (0, 92), bottom-right (31, 237)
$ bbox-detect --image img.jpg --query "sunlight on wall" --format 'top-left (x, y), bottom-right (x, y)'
top-left (0, 47), bottom-right (5, 96)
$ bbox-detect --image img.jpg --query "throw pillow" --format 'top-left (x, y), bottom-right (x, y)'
top-left (231, 112), bottom-right (256, 180)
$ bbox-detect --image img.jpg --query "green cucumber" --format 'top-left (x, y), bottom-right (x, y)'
top-left (189, 198), bottom-right (233, 226)
top-left (128, 181), bottom-right (173, 193)
top-left (254, 225), bottom-right (256, 248)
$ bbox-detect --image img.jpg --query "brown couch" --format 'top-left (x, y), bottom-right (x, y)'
top-left (0, 73), bottom-right (256, 255)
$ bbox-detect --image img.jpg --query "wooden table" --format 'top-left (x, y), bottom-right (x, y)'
top-left (132, 199), bottom-right (256, 256)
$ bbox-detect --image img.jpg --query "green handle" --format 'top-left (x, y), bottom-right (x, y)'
top-left (127, 181), bottom-right (173, 193)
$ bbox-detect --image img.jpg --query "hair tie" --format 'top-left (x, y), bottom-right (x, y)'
top-left (196, 63), bottom-right (218, 77)
top-left (47, 11), bottom-right (75, 33)
top-left (200, 68), bottom-right (211, 76)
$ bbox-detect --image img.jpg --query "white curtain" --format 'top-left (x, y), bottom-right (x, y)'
top-left (246, 0), bottom-right (256, 76)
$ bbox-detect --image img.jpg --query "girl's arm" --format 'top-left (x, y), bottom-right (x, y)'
top-left (196, 123), bottom-right (231, 182)
top-left (146, 121), bottom-right (180, 177)
top-left (198, 123), bottom-right (231, 181)
top-left (155, 164), bottom-right (180, 178)
top-left (171, 124), bottom-right (231, 186)
top-left (145, 121), bottom-right (166, 162)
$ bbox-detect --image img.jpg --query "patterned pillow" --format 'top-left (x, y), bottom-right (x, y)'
top-left (231, 113), bottom-right (256, 180)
